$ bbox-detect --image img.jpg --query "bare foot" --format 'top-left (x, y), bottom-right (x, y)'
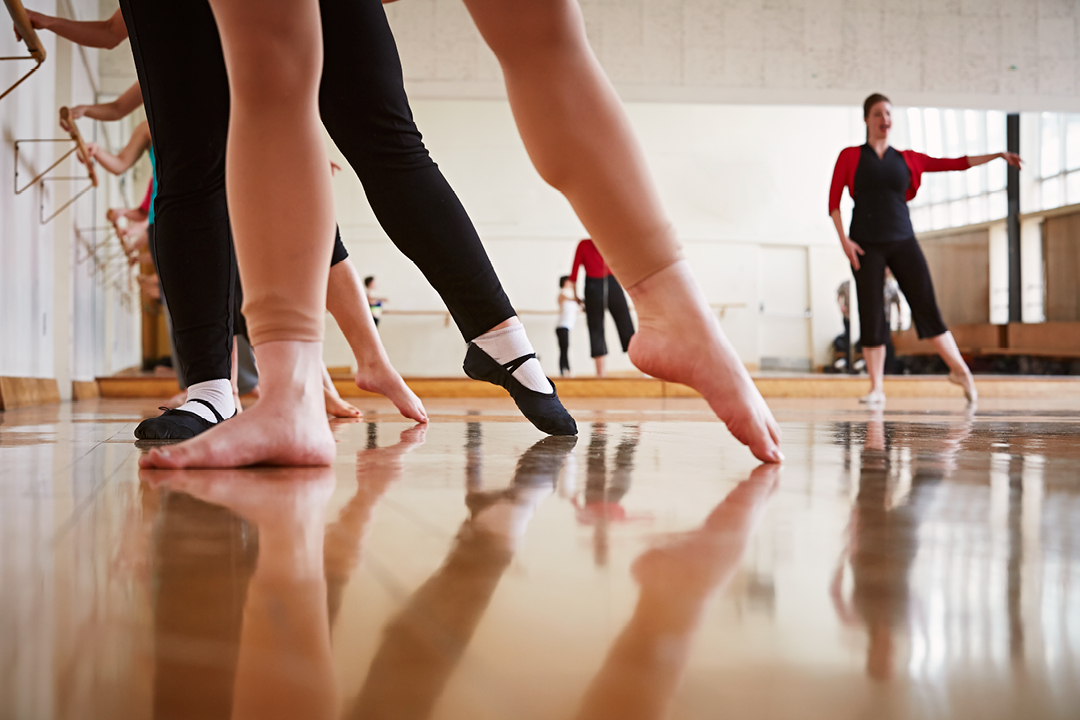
top-left (323, 366), bottom-right (362, 418)
top-left (164, 390), bottom-right (187, 409)
top-left (627, 262), bottom-right (782, 463)
top-left (948, 371), bottom-right (977, 403)
top-left (354, 359), bottom-right (427, 424)
top-left (139, 341), bottom-right (336, 468)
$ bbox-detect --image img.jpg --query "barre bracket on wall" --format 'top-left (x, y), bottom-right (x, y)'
top-left (1, 0), bottom-right (46, 101)
top-left (13, 107), bottom-right (99, 224)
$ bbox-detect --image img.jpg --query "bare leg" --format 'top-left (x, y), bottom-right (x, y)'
top-left (594, 355), bottom-right (605, 378)
top-left (142, 0), bottom-right (335, 468)
top-left (861, 345), bottom-right (886, 404)
top-left (929, 331), bottom-right (976, 402)
top-left (326, 259), bottom-right (427, 422)
top-left (461, 0), bottom-right (781, 462)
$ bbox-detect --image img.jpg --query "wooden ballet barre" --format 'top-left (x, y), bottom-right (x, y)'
top-left (58, 106), bottom-right (98, 187)
top-left (1, 0), bottom-right (46, 102)
top-left (380, 309), bottom-right (453, 328)
top-left (710, 302), bottom-right (747, 319)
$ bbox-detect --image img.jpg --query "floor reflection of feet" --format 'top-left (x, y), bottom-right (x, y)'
top-left (575, 464), bottom-right (780, 720)
top-left (142, 465), bottom-right (339, 720)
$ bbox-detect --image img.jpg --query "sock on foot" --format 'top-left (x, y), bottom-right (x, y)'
top-left (473, 324), bottom-right (553, 394)
top-left (179, 379), bottom-right (236, 424)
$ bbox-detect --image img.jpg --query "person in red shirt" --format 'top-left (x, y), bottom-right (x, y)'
top-left (829, 93), bottom-right (1022, 406)
top-left (571, 238), bottom-right (635, 377)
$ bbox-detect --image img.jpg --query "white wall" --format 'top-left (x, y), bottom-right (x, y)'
top-left (387, 0), bottom-right (1080, 113)
top-left (1, 0), bottom-right (140, 395)
top-left (326, 99), bottom-right (857, 376)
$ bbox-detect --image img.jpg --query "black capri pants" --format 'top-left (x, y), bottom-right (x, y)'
top-left (120, 0), bottom-right (515, 386)
top-left (583, 275), bottom-right (635, 358)
top-left (852, 236), bottom-right (947, 348)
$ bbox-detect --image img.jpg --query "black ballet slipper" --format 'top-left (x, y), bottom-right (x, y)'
top-left (134, 398), bottom-right (233, 441)
top-left (463, 343), bottom-right (578, 436)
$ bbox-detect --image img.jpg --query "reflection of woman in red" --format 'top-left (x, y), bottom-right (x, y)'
top-left (570, 239), bottom-right (635, 377)
top-left (829, 94), bottom-right (1023, 406)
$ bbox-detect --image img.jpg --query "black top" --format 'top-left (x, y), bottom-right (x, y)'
top-left (850, 144), bottom-right (914, 243)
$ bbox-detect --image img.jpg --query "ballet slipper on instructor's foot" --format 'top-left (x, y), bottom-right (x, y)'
top-left (948, 371), bottom-right (977, 403)
top-left (859, 390), bottom-right (886, 405)
top-left (626, 262), bottom-right (783, 464)
top-left (139, 342), bottom-right (336, 468)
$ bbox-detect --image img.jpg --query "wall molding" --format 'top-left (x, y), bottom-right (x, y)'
top-left (0, 377), bottom-right (61, 410)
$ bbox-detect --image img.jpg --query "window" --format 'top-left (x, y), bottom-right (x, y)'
top-left (1035, 111), bottom-right (1080, 211)
top-left (902, 107), bottom-right (1010, 233)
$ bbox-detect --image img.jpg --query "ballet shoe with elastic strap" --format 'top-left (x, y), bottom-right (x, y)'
top-left (134, 398), bottom-right (235, 441)
top-left (463, 343), bottom-right (577, 436)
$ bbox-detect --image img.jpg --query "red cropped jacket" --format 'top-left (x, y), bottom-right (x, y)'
top-left (828, 146), bottom-right (970, 215)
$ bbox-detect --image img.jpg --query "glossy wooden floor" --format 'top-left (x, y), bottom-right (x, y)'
top-left (2, 397), bottom-right (1079, 720)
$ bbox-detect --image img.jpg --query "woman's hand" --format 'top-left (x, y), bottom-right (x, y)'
top-left (82, 142), bottom-right (100, 161)
top-left (841, 237), bottom-right (865, 270)
top-left (1000, 151), bottom-right (1023, 169)
top-left (69, 105), bottom-right (89, 120)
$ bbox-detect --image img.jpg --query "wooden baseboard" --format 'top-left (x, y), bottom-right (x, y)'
top-left (0, 376), bottom-right (61, 410)
top-left (72, 380), bottom-right (100, 401)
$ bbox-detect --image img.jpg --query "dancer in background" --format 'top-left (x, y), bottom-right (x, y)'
top-left (555, 275), bottom-right (580, 377)
top-left (829, 93), bottom-right (1023, 406)
top-left (570, 238), bottom-right (634, 378)
top-left (363, 276), bottom-right (385, 328)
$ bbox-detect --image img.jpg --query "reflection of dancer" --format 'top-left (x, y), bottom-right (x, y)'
top-left (570, 239), bottom-right (635, 377)
top-left (830, 93), bottom-right (1023, 406)
top-left (347, 434), bottom-right (577, 720)
top-left (574, 465), bottom-right (778, 720)
top-left (575, 423), bottom-right (644, 567)
top-left (556, 275), bottom-right (581, 377)
top-left (830, 415), bottom-right (970, 681)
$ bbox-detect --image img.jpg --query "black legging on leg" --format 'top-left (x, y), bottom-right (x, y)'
top-left (852, 236), bottom-right (948, 348)
top-left (584, 275), bottom-right (636, 358)
top-left (318, 0), bottom-right (514, 340)
top-left (121, 0), bottom-right (235, 387)
top-left (556, 327), bottom-right (570, 375)
top-left (120, 0), bottom-right (516, 390)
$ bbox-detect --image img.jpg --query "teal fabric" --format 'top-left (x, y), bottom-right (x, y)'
top-left (148, 145), bottom-right (157, 225)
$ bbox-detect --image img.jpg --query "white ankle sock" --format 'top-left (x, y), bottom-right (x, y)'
top-left (179, 379), bottom-right (235, 424)
top-left (473, 323), bottom-right (553, 393)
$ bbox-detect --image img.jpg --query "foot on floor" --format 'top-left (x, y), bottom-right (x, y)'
top-left (948, 371), bottom-right (978, 403)
top-left (135, 379), bottom-right (236, 441)
top-left (626, 262), bottom-right (782, 463)
top-left (463, 343), bottom-right (577, 436)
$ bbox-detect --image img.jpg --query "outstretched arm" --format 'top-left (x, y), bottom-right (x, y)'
top-left (20, 8), bottom-right (128, 49)
top-left (83, 121), bottom-right (151, 175)
top-left (70, 81), bottom-right (143, 122)
top-left (968, 152), bottom-right (1023, 169)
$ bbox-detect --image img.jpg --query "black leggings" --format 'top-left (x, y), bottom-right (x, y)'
top-left (120, 0), bottom-right (514, 386)
top-left (584, 275), bottom-right (635, 358)
top-left (556, 327), bottom-right (570, 375)
top-left (852, 236), bottom-right (947, 348)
